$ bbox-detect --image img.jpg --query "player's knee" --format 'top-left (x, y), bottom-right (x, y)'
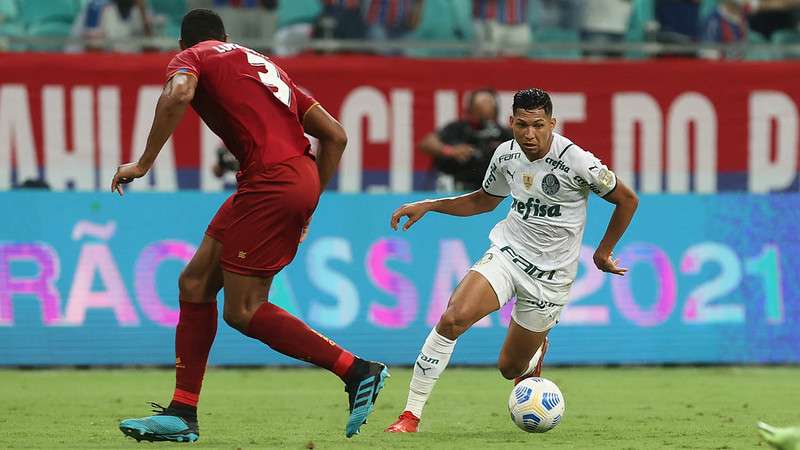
top-left (178, 269), bottom-right (203, 300)
top-left (437, 309), bottom-right (470, 340)
top-left (222, 307), bottom-right (250, 332)
top-left (497, 358), bottom-right (526, 380)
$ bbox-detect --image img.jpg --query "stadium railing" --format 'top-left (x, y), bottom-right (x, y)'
top-left (0, 35), bottom-right (798, 60)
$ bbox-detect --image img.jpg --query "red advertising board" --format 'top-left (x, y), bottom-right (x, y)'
top-left (0, 53), bottom-right (798, 192)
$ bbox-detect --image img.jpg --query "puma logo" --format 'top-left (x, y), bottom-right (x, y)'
top-left (416, 362), bottom-right (433, 375)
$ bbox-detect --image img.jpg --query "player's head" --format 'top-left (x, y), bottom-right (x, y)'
top-left (510, 88), bottom-right (556, 159)
top-left (466, 88), bottom-right (499, 122)
top-left (180, 9), bottom-right (227, 50)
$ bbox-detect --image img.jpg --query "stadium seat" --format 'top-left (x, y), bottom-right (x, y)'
top-left (277, 0), bottom-right (320, 28)
top-left (27, 21), bottom-right (73, 51)
top-left (149, 0), bottom-right (186, 26)
top-left (624, 0), bottom-right (655, 59)
top-left (17, 0), bottom-right (79, 25)
top-left (530, 28), bottom-right (581, 60)
top-left (771, 29), bottom-right (800, 59)
top-left (699, 0), bottom-right (718, 21)
top-left (742, 30), bottom-right (775, 60)
top-left (409, 0), bottom-right (472, 58)
top-left (149, 0), bottom-right (186, 39)
top-left (0, 0), bottom-right (17, 21)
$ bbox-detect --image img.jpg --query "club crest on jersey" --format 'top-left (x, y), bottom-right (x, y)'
top-left (542, 174), bottom-right (560, 195)
top-left (476, 253), bottom-right (494, 266)
top-left (523, 173), bottom-right (534, 190)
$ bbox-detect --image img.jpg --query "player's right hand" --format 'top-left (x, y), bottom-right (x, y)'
top-left (390, 202), bottom-right (429, 231)
top-left (111, 162), bottom-right (147, 196)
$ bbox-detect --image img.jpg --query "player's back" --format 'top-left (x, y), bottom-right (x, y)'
top-left (166, 40), bottom-right (316, 177)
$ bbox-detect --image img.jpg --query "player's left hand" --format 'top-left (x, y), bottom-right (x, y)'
top-left (593, 250), bottom-right (627, 276)
top-left (111, 162), bottom-right (147, 196)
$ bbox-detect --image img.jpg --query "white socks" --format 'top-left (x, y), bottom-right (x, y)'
top-left (404, 328), bottom-right (456, 419)
top-left (519, 343), bottom-right (545, 378)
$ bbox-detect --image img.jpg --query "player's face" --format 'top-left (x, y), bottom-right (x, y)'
top-left (509, 108), bottom-right (556, 160)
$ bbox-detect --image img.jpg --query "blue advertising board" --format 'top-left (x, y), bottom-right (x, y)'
top-left (0, 192), bottom-right (798, 365)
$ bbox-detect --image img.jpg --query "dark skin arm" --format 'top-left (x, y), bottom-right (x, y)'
top-left (296, 103), bottom-right (347, 242)
top-left (593, 178), bottom-right (639, 275)
top-left (302, 104), bottom-right (347, 191)
top-left (391, 189), bottom-right (504, 230)
top-left (111, 73), bottom-right (196, 195)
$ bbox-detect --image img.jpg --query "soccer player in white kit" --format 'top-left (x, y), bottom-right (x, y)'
top-left (385, 88), bottom-right (639, 433)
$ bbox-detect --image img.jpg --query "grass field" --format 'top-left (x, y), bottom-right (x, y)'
top-left (1, 366), bottom-right (797, 449)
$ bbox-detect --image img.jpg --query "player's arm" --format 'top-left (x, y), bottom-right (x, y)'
top-left (302, 104), bottom-right (347, 191)
top-left (419, 130), bottom-right (473, 162)
top-left (390, 189), bottom-right (503, 231)
top-left (111, 73), bottom-right (197, 195)
top-left (593, 179), bottom-right (639, 275)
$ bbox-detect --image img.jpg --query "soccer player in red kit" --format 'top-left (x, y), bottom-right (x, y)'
top-left (112, 9), bottom-right (389, 442)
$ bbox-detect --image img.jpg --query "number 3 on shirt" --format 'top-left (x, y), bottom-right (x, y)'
top-left (246, 52), bottom-right (291, 107)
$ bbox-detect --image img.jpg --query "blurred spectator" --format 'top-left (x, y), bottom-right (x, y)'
top-left (69, 0), bottom-right (160, 52)
top-left (530, 0), bottom-right (583, 32)
top-left (213, 0), bottom-right (277, 49)
top-left (14, 179), bottom-right (51, 190)
top-left (315, 0), bottom-right (368, 40)
top-left (655, 0), bottom-right (701, 42)
top-left (366, 0), bottom-right (423, 45)
top-left (700, 0), bottom-right (749, 59)
top-left (213, 147), bottom-right (240, 178)
top-left (420, 88), bottom-right (512, 192)
top-left (748, 0), bottom-right (800, 39)
top-left (580, 0), bottom-right (634, 58)
top-left (472, 0), bottom-right (530, 56)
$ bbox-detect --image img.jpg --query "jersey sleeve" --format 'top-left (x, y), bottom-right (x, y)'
top-left (166, 48), bottom-right (201, 81)
top-left (293, 84), bottom-right (319, 122)
top-left (481, 144), bottom-right (511, 197)
top-left (571, 148), bottom-right (617, 197)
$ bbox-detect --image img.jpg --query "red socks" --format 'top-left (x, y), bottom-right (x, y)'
top-left (245, 302), bottom-right (355, 381)
top-left (171, 301), bottom-right (218, 409)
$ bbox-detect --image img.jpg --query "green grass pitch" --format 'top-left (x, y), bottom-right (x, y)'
top-left (1, 367), bottom-right (797, 449)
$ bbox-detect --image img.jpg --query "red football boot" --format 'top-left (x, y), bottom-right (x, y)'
top-left (514, 338), bottom-right (549, 385)
top-left (384, 411), bottom-right (420, 433)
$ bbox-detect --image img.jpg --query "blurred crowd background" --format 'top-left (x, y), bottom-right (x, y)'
top-left (1, 0), bottom-right (800, 59)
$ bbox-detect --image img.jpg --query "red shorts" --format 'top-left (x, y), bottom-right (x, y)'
top-left (206, 155), bottom-right (320, 278)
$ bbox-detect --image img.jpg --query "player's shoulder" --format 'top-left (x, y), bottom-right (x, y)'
top-left (492, 139), bottom-right (522, 162)
top-left (551, 133), bottom-right (595, 165)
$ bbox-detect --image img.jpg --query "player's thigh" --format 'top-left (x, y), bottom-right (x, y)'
top-left (437, 270), bottom-right (502, 338)
top-left (498, 318), bottom-right (549, 370)
top-left (221, 269), bottom-right (273, 330)
top-left (178, 234), bottom-right (224, 303)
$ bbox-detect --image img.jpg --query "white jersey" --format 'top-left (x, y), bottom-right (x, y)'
top-left (481, 132), bottom-right (617, 290)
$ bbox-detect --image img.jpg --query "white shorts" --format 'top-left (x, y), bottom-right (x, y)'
top-left (469, 246), bottom-right (571, 332)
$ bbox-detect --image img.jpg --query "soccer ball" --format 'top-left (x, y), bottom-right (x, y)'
top-left (508, 377), bottom-right (565, 433)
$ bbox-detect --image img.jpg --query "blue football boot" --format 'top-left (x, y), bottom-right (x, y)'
top-left (119, 402), bottom-right (199, 443)
top-left (345, 360), bottom-right (390, 438)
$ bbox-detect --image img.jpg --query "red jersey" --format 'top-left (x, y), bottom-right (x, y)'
top-left (166, 40), bottom-right (318, 176)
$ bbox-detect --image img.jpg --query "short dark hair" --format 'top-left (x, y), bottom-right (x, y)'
top-left (181, 9), bottom-right (226, 48)
top-left (512, 88), bottom-right (553, 116)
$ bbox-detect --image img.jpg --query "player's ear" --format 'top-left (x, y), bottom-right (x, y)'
top-left (550, 116), bottom-right (557, 130)
top-left (508, 113), bottom-right (515, 128)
